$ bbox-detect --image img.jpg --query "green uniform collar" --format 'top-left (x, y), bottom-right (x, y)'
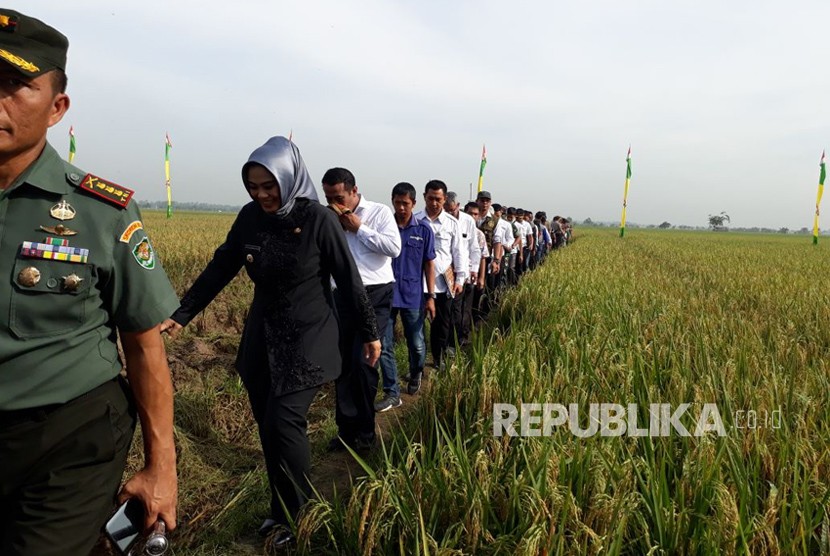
top-left (9, 142), bottom-right (75, 196)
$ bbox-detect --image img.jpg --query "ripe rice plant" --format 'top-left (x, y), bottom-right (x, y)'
top-left (138, 211), bottom-right (829, 555)
top-left (298, 228), bottom-right (830, 555)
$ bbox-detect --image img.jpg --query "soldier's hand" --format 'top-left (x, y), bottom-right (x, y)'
top-left (160, 318), bottom-right (183, 338)
top-left (362, 340), bottom-right (381, 367)
top-left (453, 283), bottom-right (463, 296)
top-left (118, 463), bottom-right (178, 532)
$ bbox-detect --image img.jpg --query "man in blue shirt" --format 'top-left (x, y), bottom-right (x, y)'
top-left (376, 183), bottom-right (436, 410)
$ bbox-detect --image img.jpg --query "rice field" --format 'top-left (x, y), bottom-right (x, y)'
top-left (141, 211), bottom-right (830, 555)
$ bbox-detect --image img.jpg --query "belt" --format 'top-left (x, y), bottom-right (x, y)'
top-left (365, 282), bottom-right (394, 293)
top-left (0, 377), bottom-right (119, 429)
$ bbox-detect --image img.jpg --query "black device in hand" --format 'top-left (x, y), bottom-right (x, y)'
top-left (105, 498), bottom-right (144, 554)
top-left (105, 499), bottom-right (170, 555)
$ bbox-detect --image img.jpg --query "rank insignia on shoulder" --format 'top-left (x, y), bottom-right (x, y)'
top-left (79, 174), bottom-right (134, 208)
top-left (132, 236), bottom-right (156, 270)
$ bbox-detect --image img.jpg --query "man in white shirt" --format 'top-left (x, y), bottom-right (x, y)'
top-left (444, 192), bottom-right (481, 347)
top-left (515, 208), bottom-right (535, 277)
top-left (500, 206), bottom-right (521, 286)
top-left (413, 180), bottom-right (467, 369)
top-left (465, 201), bottom-right (489, 327)
top-left (322, 167), bottom-right (401, 451)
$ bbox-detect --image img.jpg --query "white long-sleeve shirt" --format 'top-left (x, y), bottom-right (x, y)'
top-left (457, 211), bottom-right (482, 277)
top-left (344, 194), bottom-right (401, 286)
top-left (494, 218), bottom-right (514, 251)
top-left (414, 209), bottom-right (468, 293)
top-left (515, 220), bottom-right (532, 249)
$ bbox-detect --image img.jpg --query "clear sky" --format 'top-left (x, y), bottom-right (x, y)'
top-left (19, 0), bottom-right (830, 229)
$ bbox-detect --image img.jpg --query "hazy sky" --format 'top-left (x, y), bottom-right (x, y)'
top-left (19, 0), bottom-right (830, 229)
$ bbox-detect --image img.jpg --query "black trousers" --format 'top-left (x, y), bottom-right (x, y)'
top-left (451, 283), bottom-right (476, 346)
top-left (242, 376), bottom-right (320, 526)
top-left (476, 257), bottom-right (502, 318)
top-left (0, 378), bottom-right (136, 556)
top-left (334, 282), bottom-right (393, 442)
top-left (430, 291), bottom-right (455, 366)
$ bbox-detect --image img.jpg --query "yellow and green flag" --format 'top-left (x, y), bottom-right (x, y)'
top-left (68, 126), bottom-right (76, 163)
top-left (620, 146), bottom-right (632, 238)
top-left (165, 133), bottom-right (173, 218)
top-left (813, 150), bottom-right (826, 245)
top-left (477, 144), bottom-right (487, 192)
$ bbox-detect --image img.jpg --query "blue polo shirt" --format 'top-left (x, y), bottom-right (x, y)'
top-left (392, 214), bottom-right (435, 309)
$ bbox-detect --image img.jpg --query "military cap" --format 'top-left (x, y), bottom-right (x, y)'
top-left (476, 190), bottom-right (492, 200)
top-left (0, 9), bottom-right (68, 76)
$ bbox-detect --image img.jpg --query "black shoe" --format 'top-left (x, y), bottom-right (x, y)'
top-left (258, 518), bottom-right (278, 537)
top-left (266, 526), bottom-right (296, 550)
top-left (353, 433), bottom-right (376, 452)
top-left (327, 434), bottom-right (375, 453)
top-left (407, 373), bottom-right (422, 395)
top-left (326, 436), bottom-right (351, 453)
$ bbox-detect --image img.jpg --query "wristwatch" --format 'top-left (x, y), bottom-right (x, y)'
top-left (427, 292), bottom-right (437, 299)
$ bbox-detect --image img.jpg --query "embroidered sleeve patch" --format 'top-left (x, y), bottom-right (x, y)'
top-left (119, 220), bottom-right (143, 243)
top-left (132, 236), bottom-right (156, 270)
top-left (79, 174), bottom-right (134, 208)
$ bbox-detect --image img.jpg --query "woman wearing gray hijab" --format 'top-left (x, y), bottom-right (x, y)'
top-left (162, 136), bottom-right (380, 545)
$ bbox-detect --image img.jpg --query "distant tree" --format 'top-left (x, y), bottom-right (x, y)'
top-left (708, 212), bottom-right (731, 230)
top-left (582, 217), bottom-right (593, 226)
top-left (778, 227), bottom-right (789, 234)
top-left (658, 221), bottom-right (671, 229)
top-left (799, 227), bottom-right (810, 234)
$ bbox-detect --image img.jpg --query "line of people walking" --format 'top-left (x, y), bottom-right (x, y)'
top-left (0, 8), bottom-right (579, 553)
top-left (374, 186), bottom-right (573, 414)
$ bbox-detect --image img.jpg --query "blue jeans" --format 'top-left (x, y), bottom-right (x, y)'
top-left (379, 307), bottom-right (426, 397)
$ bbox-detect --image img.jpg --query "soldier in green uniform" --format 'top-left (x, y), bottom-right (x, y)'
top-left (0, 10), bottom-right (179, 555)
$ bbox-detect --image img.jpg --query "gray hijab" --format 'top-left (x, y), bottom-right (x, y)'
top-left (242, 136), bottom-right (319, 216)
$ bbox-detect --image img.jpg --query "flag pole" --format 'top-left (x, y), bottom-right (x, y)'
top-left (165, 133), bottom-right (173, 218)
top-left (477, 144), bottom-right (487, 192)
top-left (813, 150), bottom-right (826, 245)
top-left (68, 126), bottom-right (76, 163)
top-left (620, 146), bottom-right (632, 238)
